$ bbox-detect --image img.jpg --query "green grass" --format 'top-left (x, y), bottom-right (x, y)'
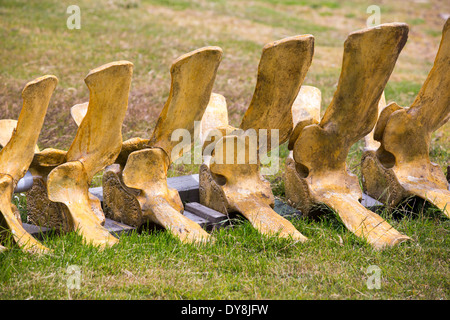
top-left (384, 80), bottom-right (423, 106)
top-left (1, 203), bottom-right (448, 299)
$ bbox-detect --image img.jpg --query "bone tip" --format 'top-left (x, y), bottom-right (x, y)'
top-left (361, 21), bottom-right (408, 32)
top-left (210, 92), bottom-right (226, 102)
top-left (373, 234), bottom-right (411, 250)
top-left (347, 22), bottom-right (409, 41)
top-left (391, 234), bottom-right (412, 247)
top-left (171, 46), bottom-right (223, 71)
top-left (264, 34), bottom-right (314, 51)
top-left (86, 236), bottom-right (120, 249)
top-left (292, 233), bottom-right (308, 243)
top-left (25, 244), bottom-right (52, 255)
top-left (182, 233), bottom-right (214, 245)
top-left (22, 75), bottom-right (58, 95)
top-left (201, 45), bottom-right (223, 54)
top-left (85, 60), bottom-right (134, 80)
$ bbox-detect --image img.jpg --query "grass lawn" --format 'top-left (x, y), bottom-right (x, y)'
top-left (0, 203), bottom-right (449, 299)
top-left (0, 0), bottom-right (449, 300)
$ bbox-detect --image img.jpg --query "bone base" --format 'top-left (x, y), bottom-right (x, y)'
top-left (360, 150), bottom-right (407, 207)
top-left (199, 164), bottom-right (231, 215)
top-left (26, 177), bottom-right (72, 232)
top-left (26, 176), bottom-right (106, 232)
top-left (199, 163), bottom-right (307, 241)
top-left (103, 162), bottom-right (211, 244)
top-left (0, 174), bottom-right (50, 253)
top-left (284, 156), bottom-right (322, 217)
top-left (361, 150), bottom-right (450, 217)
top-left (285, 154), bottom-right (410, 249)
top-left (102, 164), bottom-right (145, 227)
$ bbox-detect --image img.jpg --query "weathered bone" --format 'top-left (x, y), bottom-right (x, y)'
top-left (26, 61), bottom-right (133, 248)
top-left (361, 18), bottom-right (450, 217)
top-left (199, 35), bottom-right (314, 241)
top-left (0, 75), bottom-right (57, 253)
top-left (103, 47), bottom-right (223, 244)
top-left (201, 135), bottom-right (308, 241)
top-left (239, 35), bottom-right (315, 151)
top-left (123, 148), bottom-right (212, 243)
top-left (200, 93), bottom-right (236, 160)
top-left (285, 23), bottom-right (411, 249)
top-left (1, 119), bottom-right (39, 195)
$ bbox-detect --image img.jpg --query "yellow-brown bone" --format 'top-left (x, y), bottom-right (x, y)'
top-left (199, 35), bottom-right (314, 241)
top-left (285, 23), bottom-right (411, 249)
top-left (361, 18), bottom-right (450, 216)
top-left (288, 85), bottom-right (322, 150)
top-left (123, 148), bottom-right (211, 243)
top-left (201, 135), bottom-right (307, 241)
top-left (0, 75), bottom-right (57, 253)
top-left (239, 35), bottom-right (315, 151)
top-left (27, 61), bottom-right (133, 248)
top-left (103, 47), bottom-right (222, 244)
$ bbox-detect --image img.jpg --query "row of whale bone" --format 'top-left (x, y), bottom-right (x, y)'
top-left (0, 19), bottom-right (448, 254)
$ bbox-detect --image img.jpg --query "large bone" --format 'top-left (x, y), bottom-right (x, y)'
top-left (201, 135), bottom-right (307, 241)
top-left (239, 35), bottom-right (315, 151)
top-left (0, 75), bottom-right (57, 253)
top-left (199, 35), bottom-right (314, 241)
top-left (102, 47), bottom-right (223, 244)
top-left (361, 18), bottom-right (450, 217)
top-left (26, 61), bottom-right (133, 248)
top-left (285, 23), bottom-right (411, 249)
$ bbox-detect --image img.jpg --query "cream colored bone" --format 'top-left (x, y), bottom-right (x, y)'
top-left (0, 120), bottom-right (40, 153)
top-left (363, 92), bottom-right (386, 151)
top-left (361, 18), bottom-right (450, 217)
top-left (102, 47), bottom-right (223, 244)
top-left (200, 93), bottom-right (229, 146)
top-left (70, 102), bottom-right (88, 127)
top-left (0, 75), bottom-right (57, 253)
top-left (285, 23), bottom-right (411, 249)
top-left (199, 35), bottom-right (315, 241)
top-left (288, 85), bottom-right (322, 150)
